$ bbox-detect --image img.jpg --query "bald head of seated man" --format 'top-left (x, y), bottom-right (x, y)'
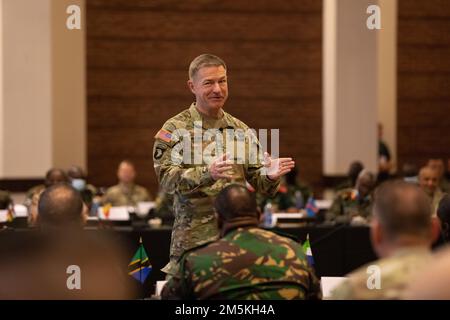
top-left (331, 180), bottom-right (440, 300)
top-left (37, 183), bottom-right (88, 230)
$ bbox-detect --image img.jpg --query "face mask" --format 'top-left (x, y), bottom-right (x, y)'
top-left (72, 178), bottom-right (86, 191)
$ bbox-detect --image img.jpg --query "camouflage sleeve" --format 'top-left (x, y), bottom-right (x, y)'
top-left (161, 256), bottom-right (194, 300)
top-left (153, 130), bottom-right (215, 196)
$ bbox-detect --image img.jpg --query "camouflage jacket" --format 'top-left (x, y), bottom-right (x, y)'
top-left (331, 247), bottom-right (432, 300)
top-left (153, 103), bottom-right (280, 266)
top-left (162, 222), bottom-right (321, 300)
top-left (327, 188), bottom-right (373, 222)
top-left (103, 183), bottom-right (151, 207)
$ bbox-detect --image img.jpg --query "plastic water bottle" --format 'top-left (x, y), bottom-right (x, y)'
top-left (294, 190), bottom-right (304, 209)
top-left (263, 201), bottom-right (274, 228)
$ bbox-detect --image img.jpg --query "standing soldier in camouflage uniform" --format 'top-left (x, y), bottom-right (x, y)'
top-left (327, 170), bottom-right (375, 224)
top-left (153, 54), bottom-right (295, 276)
top-left (162, 184), bottom-right (321, 300)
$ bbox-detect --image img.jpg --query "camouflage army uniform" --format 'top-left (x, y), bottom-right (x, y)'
top-left (154, 191), bottom-right (175, 221)
top-left (103, 183), bottom-right (151, 207)
top-left (331, 247), bottom-right (432, 299)
top-left (153, 103), bottom-right (280, 275)
top-left (327, 188), bottom-right (372, 222)
top-left (162, 222), bottom-right (321, 300)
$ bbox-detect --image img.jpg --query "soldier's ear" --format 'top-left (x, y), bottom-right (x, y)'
top-left (187, 79), bottom-right (195, 95)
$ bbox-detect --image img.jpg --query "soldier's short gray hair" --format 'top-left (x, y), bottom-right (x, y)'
top-left (189, 54), bottom-right (227, 79)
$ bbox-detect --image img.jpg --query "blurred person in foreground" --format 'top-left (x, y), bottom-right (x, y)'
top-left (0, 184), bottom-right (135, 299)
top-left (103, 160), bottom-right (151, 207)
top-left (331, 180), bottom-right (440, 299)
top-left (405, 246), bottom-right (450, 299)
top-left (37, 183), bottom-right (88, 230)
top-left (162, 184), bottom-right (321, 300)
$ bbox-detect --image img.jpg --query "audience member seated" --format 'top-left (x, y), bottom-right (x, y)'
top-left (331, 180), bottom-right (440, 299)
top-left (103, 160), bottom-right (151, 207)
top-left (162, 184), bottom-right (321, 300)
top-left (67, 165), bottom-right (97, 210)
top-left (327, 170), bottom-right (375, 224)
top-left (0, 189), bottom-right (12, 209)
top-left (418, 165), bottom-right (444, 215)
top-left (437, 194), bottom-right (450, 243)
top-left (335, 161), bottom-right (364, 191)
top-left (401, 162), bottom-right (419, 184)
top-left (25, 168), bottom-right (69, 226)
top-left (428, 158), bottom-right (449, 192)
top-left (37, 183), bottom-right (88, 230)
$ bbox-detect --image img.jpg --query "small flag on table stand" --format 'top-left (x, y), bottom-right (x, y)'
top-left (302, 234), bottom-right (315, 266)
top-left (128, 237), bottom-right (152, 284)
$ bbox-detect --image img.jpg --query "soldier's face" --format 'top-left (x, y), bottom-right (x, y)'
top-left (188, 66), bottom-right (228, 112)
top-left (118, 163), bottom-right (136, 184)
top-left (419, 169), bottom-right (438, 196)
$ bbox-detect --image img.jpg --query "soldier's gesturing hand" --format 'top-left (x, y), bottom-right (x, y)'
top-left (263, 152), bottom-right (295, 180)
top-left (209, 153), bottom-right (234, 181)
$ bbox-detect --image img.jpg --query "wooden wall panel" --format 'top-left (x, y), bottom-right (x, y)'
top-left (398, 0), bottom-right (450, 169)
top-left (86, 0), bottom-right (322, 193)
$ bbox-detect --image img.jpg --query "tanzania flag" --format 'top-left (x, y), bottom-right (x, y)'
top-left (302, 234), bottom-right (314, 266)
top-left (128, 237), bottom-right (152, 284)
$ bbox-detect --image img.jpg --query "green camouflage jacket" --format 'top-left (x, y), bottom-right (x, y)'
top-left (162, 224), bottom-right (321, 300)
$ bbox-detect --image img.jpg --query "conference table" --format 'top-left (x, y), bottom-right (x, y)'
top-left (0, 222), bottom-right (378, 298)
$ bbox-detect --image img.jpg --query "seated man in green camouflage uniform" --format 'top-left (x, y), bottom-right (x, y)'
top-left (162, 184), bottom-right (321, 300)
top-left (327, 170), bottom-right (375, 224)
top-left (331, 180), bottom-right (440, 300)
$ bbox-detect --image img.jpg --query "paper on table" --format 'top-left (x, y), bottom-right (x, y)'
top-left (0, 210), bottom-right (8, 223)
top-left (14, 204), bottom-right (28, 217)
top-left (97, 206), bottom-right (130, 221)
top-left (137, 201), bottom-right (156, 216)
top-left (321, 277), bottom-right (347, 299)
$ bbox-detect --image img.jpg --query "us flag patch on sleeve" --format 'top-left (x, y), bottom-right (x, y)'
top-left (155, 129), bottom-right (172, 143)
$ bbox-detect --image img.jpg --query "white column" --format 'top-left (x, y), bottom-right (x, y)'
top-left (378, 0), bottom-right (397, 170)
top-left (323, 0), bottom-right (380, 175)
top-left (0, 0), bottom-right (85, 179)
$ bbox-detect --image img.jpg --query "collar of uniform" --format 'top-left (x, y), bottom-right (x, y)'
top-left (221, 216), bottom-right (259, 237)
top-left (189, 102), bottom-right (235, 129)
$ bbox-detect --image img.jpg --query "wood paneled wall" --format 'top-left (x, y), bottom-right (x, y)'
top-left (398, 0), bottom-right (450, 169)
top-left (86, 0), bottom-right (322, 193)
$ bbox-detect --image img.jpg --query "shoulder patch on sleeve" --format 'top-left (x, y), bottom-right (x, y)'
top-left (155, 129), bottom-right (172, 143)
